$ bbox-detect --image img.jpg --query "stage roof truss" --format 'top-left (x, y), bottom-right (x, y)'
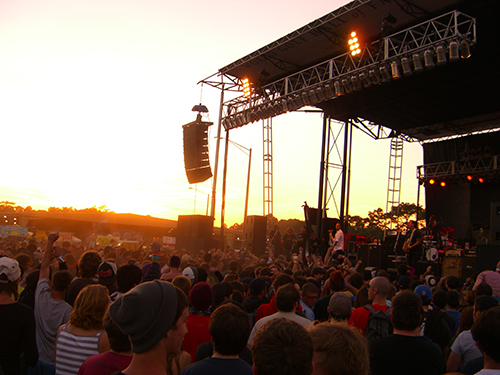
top-left (418, 155), bottom-right (500, 181)
top-left (218, 9), bottom-right (476, 131)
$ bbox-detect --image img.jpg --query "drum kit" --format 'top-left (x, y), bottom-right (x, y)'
top-left (422, 225), bottom-right (455, 262)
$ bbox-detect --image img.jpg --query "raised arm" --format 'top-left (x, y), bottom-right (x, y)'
top-left (40, 232), bottom-right (59, 281)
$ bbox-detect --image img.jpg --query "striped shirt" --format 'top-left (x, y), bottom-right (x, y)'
top-left (55, 324), bottom-right (103, 375)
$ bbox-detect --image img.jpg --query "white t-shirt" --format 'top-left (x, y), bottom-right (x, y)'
top-left (334, 229), bottom-right (344, 251)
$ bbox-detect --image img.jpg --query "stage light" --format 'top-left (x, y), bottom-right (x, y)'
top-left (379, 65), bottom-right (391, 82)
top-left (478, 177), bottom-right (484, 183)
top-left (424, 49), bottom-right (435, 69)
top-left (467, 175), bottom-right (473, 181)
top-left (460, 40), bottom-right (471, 59)
top-left (449, 41), bottom-right (460, 62)
top-left (242, 78), bottom-right (252, 97)
top-left (324, 83), bottom-right (335, 98)
top-left (308, 88), bottom-right (319, 103)
top-left (369, 69), bottom-right (381, 85)
top-left (413, 52), bottom-right (424, 73)
top-left (341, 77), bottom-right (353, 93)
top-left (436, 45), bottom-right (447, 66)
top-left (351, 75), bottom-right (362, 91)
top-left (401, 57), bottom-right (412, 76)
top-left (349, 31), bottom-right (361, 56)
top-left (359, 71), bottom-right (372, 88)
top-left (440, 181), bottom-right (446, 187)
top-left (315, 87), bottom-right (327, 101)
top-left (334, 80), bottom-right (344, 96)
top-left (301, 91), bottom-right (311, 105)
top-left (429, 179), bottom-right (436, 185)
top-left (390, 60), bottom-right (401, 79)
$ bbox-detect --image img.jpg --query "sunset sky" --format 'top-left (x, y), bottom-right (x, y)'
top-left (0, 0), bottom-right (423, 227)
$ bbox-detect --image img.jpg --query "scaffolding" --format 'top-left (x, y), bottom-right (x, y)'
top-left (263, 118), bottom-right (273, 217)
top-left (385, 137), bottom-right (404, 229)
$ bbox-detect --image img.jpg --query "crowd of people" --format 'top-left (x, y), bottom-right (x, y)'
top-left (1, 229), bottom-right (500, 375)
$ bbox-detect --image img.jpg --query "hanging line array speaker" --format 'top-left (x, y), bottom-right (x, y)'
top-left (182, 115), bottom-right (213, 184)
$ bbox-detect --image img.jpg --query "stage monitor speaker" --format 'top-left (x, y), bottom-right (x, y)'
top-left (461, 257), bottom-right (476, 279)
top-left (357, 244), bottom-right (388, 271)
top-left (183, 119), bottom-right (212, 184)
top-left (244, 215), bottom-right (267, 257)
top-left (476, 245), bottom-right (500, 273)
top-left (442, 257), bottom-right (462, 278)
top-left (176, 215), bottom-right (213, 253)
top-left (490, 202), bottom-right (500, 245)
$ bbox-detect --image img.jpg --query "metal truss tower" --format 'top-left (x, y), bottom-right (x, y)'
top-left (385, 137), bottom-right (404, 229)
top-left (263, 118), bottom-right (273, 217)
top-left (317, 116), bottom-right (352, 236)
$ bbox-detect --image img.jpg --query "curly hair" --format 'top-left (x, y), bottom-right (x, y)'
top-left (77, 251), bottom-right (101, 278)
top-left (69, 284), bottom-right (109, 330)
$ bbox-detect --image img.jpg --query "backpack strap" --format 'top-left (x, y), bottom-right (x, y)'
top-left (364, 304), bottom-right (376, 314)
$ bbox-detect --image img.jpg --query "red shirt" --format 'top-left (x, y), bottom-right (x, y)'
top-left (254, 296), bottom-right (303, 323)
top-left (183, 313), bottom-right (211, 360)
top-left (348, 304), bottom-right (389, 334)
top-left (77, 351), bottom-right (132, 375)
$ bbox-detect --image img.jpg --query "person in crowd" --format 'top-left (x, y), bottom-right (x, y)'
top-left (55, 284), bottom-right (111, 375)
top-left (109, 280), bottom-right (190, 375)
top-left (243, 277), bottom-right (268, 324)
top-left (348, 276), bottom-right (391, 334)
top-left (183, 281), bottom-right (213, 360)
top-left (369, 290), bottom-right (443, 375)
top-left (446, 289), bottom-right (462, 337)
top-left (473, 261), bottom-right (500, 300)
top-left (248, 283), bottom-right (310, 346)
top-left (309, 322), bottom-right (370, 375)
top-left (115, 264), bottom-right (143, 299)
top-left (97, 260), bottom-right (118, 299)
top-left (0, 256), bottom-right (38, 375)
top-left (180, 303), bottom-right (252, 375)
top-left (33, 233), bottom-right (73, 374)
top-left (403, 220), bottom-right (422, 271)
top-left (77, 312), bottom-right (132, 375)
top-left (470, 306), bottom-right (500, 374)
top-left (161, 256), bottom-right (183, 281)
top-left (300, 282), bottom-right (319, 321)
top-left (65, 251), bottom-right (101, 306)
top-left (252, 318), bottom-right (313, 375)
top-left (282, 227), bottom-right (296, 259)
top-left (172, 275), bottom-right (192, 298)
top-left (447, 295), bottom-right (499, 373)
top-left (254, 273), bottom-right (294, 322)
top-left (327, 291), bottom-right (353, 323)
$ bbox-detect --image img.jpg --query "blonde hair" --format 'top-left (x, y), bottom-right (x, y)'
top-left (70, 284), bottom-right (109, 330)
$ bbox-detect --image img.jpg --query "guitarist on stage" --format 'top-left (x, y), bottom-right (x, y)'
top-left (403, 220), bottom-right (423, 273)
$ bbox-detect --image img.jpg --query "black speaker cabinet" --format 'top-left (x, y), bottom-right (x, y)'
top-left (357, 244), bottom-right (388, 271)
top-left (244, 215), bottom-right (267, 257)
top-left (461, 257), bottom-right (476, 279)
top-left (183, 118), bottom-right (212, 184)
top-left (491, 202), bottom-right (500, 245)
top-left (476, 245), bottom-right (500, 273)
top-left (176, 215), bottom-right (213, 253)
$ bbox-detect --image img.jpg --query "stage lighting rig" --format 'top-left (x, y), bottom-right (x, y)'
top-left (242, 78), bottom-right (252, 97)
top-left (348, 31), bottom-right (361, 56)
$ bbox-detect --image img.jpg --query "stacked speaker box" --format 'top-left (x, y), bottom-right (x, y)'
top-left (476, 245), bottom-right (500, 272)
top-left (244, 215), bottom-right (267, 257)
top-left (357, 244), bottom-right (388, 272)
top-left (176, 215), bottom-right (213, 254)
top-left (442, 256), bottom-right (462, 278)
top-left (183, 116), bottom-right (213, 184)
top-left (491, 202), bottom-right (500, 245)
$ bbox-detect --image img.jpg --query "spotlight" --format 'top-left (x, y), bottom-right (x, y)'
top-left (440, 181), bottom-right (446, 187)
top-left (351, 75), bottom-right (362, 91)
top-left (424, 49), bottom-right (435, 69)
top-left (379, 65), bottom-right (391, 82)
top-left (401, 57), bottom-right (413, 76)
top-left (323, 83), bottom-right (335, 99)
top-left (348, 32), bottom-right (361, 56)
top-left (429, 179), bottom-right (436, 185)
top-left (449, 41), bottom-right (460, 62)
top-left (341, 77), bottom-right (353, 93)
top-left (301, 91), bottom-right (311, 105)
top-left (478, 177), bottom-right (484, 183)
top-left (359, 71), bottom-right (372, 88)
top-left (436, 45), bottom-right (447, 66)
top-left (315, 87), bottom-right (327, 101)
top-left (369, 69), bottom-right (381, 84)
top-left (467, 175), bottom-right (473, 181)
top-left (334, 80), bottom-right (344, 96)
top-left (460, 40), bottom-right (471, 59)
top-left (390, 60), bottom-right (401, 79)
top-left (242, 78), bottom-right (252, 97)
top-left (413, 52), bottom-right (424, 73)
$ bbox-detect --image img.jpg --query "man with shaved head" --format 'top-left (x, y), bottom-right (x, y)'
top-left (348, 276), bottom-right (392, 335)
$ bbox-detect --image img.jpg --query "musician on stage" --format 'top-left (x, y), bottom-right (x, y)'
top-left (403, 220), bottom-right (423, 272)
